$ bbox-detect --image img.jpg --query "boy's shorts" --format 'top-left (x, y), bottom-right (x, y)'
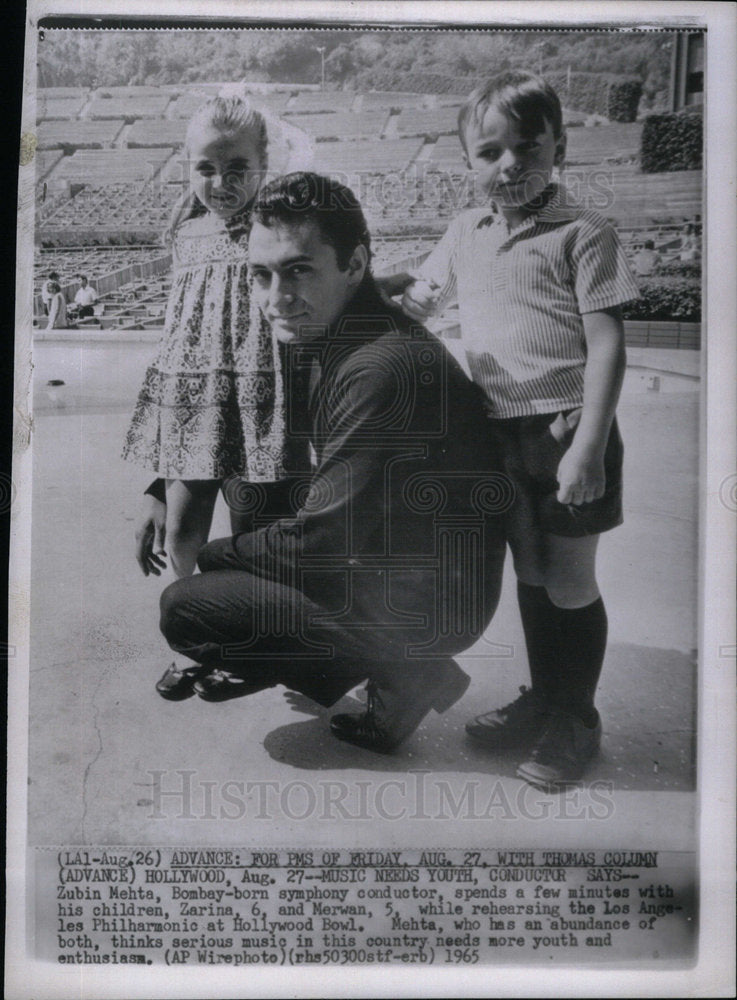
top-left (489, 408), bottom-right (623, 547)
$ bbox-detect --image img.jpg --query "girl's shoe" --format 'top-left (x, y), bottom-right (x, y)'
top-left (155, 663), bottom-right (204, 701)
top-left (193, 667), bottom-right (276, 702)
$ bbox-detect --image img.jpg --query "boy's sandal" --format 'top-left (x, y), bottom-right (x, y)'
top-left (155, 663), bottom-right (203, 701)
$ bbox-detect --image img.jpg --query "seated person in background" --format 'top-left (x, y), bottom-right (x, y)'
top-left (46, 281), bottom-right (68, 329)
top-left (41, 270), bottom-right (61, 315)
top-left (73, 274), bottom-right (98, 318)
top-left (631, 240), bottom-right (659, 277)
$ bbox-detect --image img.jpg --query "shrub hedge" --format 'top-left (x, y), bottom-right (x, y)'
top-left (622, 276), bottom-right (701, 322)
top-left (547, 72), bottom-right (642, 122)
top-left (641, 112), bottom-right (703, 172)
top-left (605, 77), bottom-right (643, 123)
top-left (655, 259), bottom-right (701, 279)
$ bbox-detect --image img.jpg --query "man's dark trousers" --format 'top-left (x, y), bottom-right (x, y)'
top-left (160, 281), bottom-right (508, 706)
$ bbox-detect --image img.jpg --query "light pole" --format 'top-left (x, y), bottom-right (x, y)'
top-left (316, 46), bottom-right (326, 92)
top-left (533, 40), bottom-right (546, 77)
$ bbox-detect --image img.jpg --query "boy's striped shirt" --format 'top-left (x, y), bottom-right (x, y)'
top-left (417, 184), bottom-right (641, 418)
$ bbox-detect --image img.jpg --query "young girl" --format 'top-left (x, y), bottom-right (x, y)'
top-left (123, 93), bottom-right (288, 578)
top-left (122, 92), bottom-right (310, 699)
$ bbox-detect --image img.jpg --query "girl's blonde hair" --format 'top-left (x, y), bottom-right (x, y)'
top-left (165, 94), bottom-right (269, 242)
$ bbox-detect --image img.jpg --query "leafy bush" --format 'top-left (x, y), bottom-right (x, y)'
top-left (606, 78), bottom-right (643, 122)
top-left (641, 112), bottom-right (703, 172)
top-left (547, 72), bottom-right (642, 121)
top-left (622, 276), bottom-right (701, 322)
top-left (655, 259), bottom-right (701, 279)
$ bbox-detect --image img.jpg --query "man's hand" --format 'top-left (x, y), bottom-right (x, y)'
top-left (135, 494), bottom-right (168, 576)
top-left (556, 443), bottom-right (606, 506)
top-left (401, 279), bottom-right (441, 321)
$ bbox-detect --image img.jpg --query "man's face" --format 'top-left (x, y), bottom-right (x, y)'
top-left (248, 218), bottom-right (365, 341)
top-left (464, 105), bottom-right (565, 208)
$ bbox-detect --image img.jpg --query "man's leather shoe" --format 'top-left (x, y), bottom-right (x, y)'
top-left (330, 660), bottom-right (470, 753)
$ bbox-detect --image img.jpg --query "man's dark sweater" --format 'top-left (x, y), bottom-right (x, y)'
top-left (161, 278), bottom-right (507, 670)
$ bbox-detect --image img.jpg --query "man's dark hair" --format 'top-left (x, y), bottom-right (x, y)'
top-left (458, 71), bottom-right (564, 155)
top-left (48, 270), bottom-right (59, 280)
top-left (253, 172), bottom-right (372, 271)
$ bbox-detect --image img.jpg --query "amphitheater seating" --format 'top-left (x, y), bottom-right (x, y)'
top-left (166, 89), bottom-right (295, 120)
top-left (38, 87), bottom-right (87, 100)
top-left (37, 96), bottom-right (87, 121)
top-left (39, 180), bottom-right (180, 229)
top-left (311, 138), bottom-right (424, 176)
top-left (126, 119), bottom-right (188, 148)
top-left (373, 237), bottom-right (436, 271)
top-left (167, 87), bottom-right (294, 120)
top-left (284, 110), bottom-right (389, 142)
top-left (245, 92), bottom-right (295, 115)
top-left (563, 166), bottom-right (702, 220)
top-left (565, 122), bottom-right (643, 164)
top-left (394, 105), bottom-right (461, 137)
top-left (361, 92), bottom-right (432, 110)
top-left (32, 85), bottom-right (702, 336)
top-left (87, 95), bottom-right (172, 120)
top-left (38, 119), bottom-right (125, 150)
top-left (181, 82), bottom-right (245, 96)
top-left (95, 85), bottom-right (177, 97)
top-left (425, 134), bottom-right (466, 172)
top-left (34, 248), bottom-right (174, 330)
top-left (287, 91), bottom-right (356, 114)
top-left (49, 148), bottom-right (174, 186)
top-left (168, 92), bottom-right (212, 119)
top-left (34, 247), bottom-right (168, 295)
top-left (35, 151), bottom-right (64, 184)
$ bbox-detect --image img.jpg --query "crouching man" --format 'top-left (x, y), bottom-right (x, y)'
top-left (158, 172), bottom-right (508, 752)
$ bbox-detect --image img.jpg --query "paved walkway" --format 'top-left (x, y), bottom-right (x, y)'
top-left (27, 344), bottom-right (698, 850)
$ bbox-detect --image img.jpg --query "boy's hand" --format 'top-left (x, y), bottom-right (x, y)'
top-left (401, 279), bottom-right (441, 321)
top-left (556, 443), bottom-right (606, 506)
top-left (135, 494), bottom-right (168, 576)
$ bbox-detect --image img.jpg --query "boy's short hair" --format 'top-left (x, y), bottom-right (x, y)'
top-left (458, 71), bottom-right (564, 154)
top-left (48, 271), bottom-right (59, 280)
top-left (253, 171), bottom-right (372, 272)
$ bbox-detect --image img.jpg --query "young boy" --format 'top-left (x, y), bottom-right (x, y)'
top-left (382, 71), bottom-right (640, 790)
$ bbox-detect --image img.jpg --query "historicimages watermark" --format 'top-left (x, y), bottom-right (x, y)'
top-left (141, 770), bottom-right (615, 822)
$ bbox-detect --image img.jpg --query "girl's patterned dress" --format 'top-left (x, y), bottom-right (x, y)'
top-left (122, 208), bottom-right (285, 481)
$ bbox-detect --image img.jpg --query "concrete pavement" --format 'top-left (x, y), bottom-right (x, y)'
top-left (26, 342), bottom-right (698, 850)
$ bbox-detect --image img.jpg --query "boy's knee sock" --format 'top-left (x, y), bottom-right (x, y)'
top-left (553, 597), bottom-right (608, 727)
top-left (517, 582), bottom-right (563, 698)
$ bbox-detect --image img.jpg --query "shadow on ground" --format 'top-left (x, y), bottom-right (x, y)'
top-left (262, 643), bottom-right (696, 792)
